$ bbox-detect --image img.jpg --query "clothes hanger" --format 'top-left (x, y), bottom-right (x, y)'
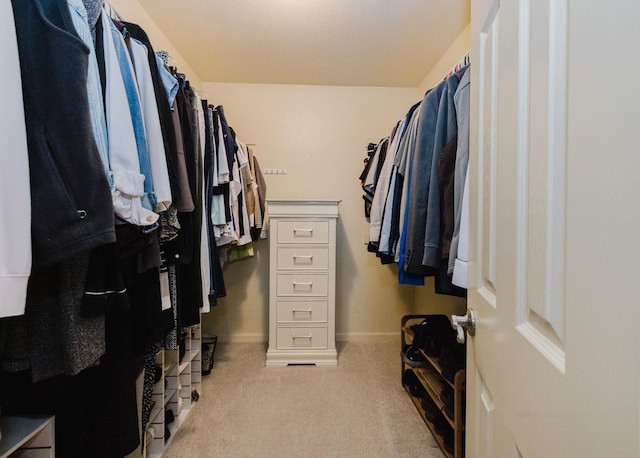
top-left (444, 50), bottom-right (471, 80)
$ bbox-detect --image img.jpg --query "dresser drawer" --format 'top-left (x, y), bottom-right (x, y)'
top-left (277, 220), bottom-right (329, 244)
top-left (276, 326), bottom-right (328, 349)
top-left (276, 299), bottom-right (328, 323)
top-left (276, 246), bottom-right (329, 270)
top-left (277, 273), bottom-right (328, 296)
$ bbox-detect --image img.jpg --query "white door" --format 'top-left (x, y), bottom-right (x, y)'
top-left (466, 0), bottom-right (640, 456)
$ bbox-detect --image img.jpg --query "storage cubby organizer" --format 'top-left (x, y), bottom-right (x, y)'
top-left (146, 325), bottom-right (202, 457)
top-left (0, 415), bottom-right (55, 457)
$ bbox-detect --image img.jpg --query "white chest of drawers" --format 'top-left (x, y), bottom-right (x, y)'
top-left (266, 200), bottom-right (340, 367)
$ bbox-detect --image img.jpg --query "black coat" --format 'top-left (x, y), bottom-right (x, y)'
top-left (11, 0), bottom-right (115, 268)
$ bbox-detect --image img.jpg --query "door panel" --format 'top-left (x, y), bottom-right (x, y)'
top-left (519, 0), bottom-right (567, 351)
top-left (476, 371), bottom-right (495, 458)
top-left (478, 1), bottom-right (499, 301)
top-left (472, 367), bottom-right (522, 458)
top-left (468, 0), bottom-right (640, 457)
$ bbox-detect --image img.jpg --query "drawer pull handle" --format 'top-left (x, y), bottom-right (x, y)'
top-left (292, 308), bottom-right (313, 313)
top-left (293, 228), bottom-right (313, 235)
top-left (293, 255), bottom-right (313, 261)
top-left (293, 281), bottom-right (313, 288)
top-left (292, 334), bottom-right (312, 340)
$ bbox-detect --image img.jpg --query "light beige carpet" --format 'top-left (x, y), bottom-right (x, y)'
top-left (164, 340), bottom-right (444, 458)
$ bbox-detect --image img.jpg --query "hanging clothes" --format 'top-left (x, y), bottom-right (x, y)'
top-left (369, 107), bottom-right (413, 247)
top-left (403, 79), bottom-right (445, 276)
top-left (252, 152), bottom-right (268, 240)
top-left (389, 103), bottom-right (422, 262)
top-left (111, 22), bottom-right (158, 215)
top-left (167, 75), bottom-right (204, 327)
top-left (396, 104), bottom-right (426, 285)
top-left (360, 139), bottom-right (388, 219)
top-left (124, 22), bottom-right (184, 213)
top-left (11, 0), bottom-right (115, 269)
top-left (452, 170), bottom-right (470, 288)
top-left (449, 67), bottom-right (471, 278)
top-left (127, 36), bottom-right (173, 213)
top-left (422, 70), bottom-right (463, 269)
top-left (3, 1), bottom-right (270, 453)
top-left (100, 10), bottom-right (158, 228)
top-left (202, 103), bottom-right (226, 306)
top-left (362, 62), bottom-right (471, 295)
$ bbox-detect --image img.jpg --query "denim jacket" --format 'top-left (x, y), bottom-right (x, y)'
top-left (110, 20), bottom-right (156, 213)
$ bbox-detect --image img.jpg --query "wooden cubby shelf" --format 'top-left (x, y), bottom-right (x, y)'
top-left (145, 324), bottom-right (203, 458)
top-left (401, 314), bottom-right (465, 458)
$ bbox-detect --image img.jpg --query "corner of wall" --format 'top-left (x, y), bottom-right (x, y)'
top-left (413, 279), bottom-right (467, 318)
top-left (416, 22), bottom-right (471, 98)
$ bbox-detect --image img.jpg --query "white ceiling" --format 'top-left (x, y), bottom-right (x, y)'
top-left (137, 0), bottom-right (470, 87)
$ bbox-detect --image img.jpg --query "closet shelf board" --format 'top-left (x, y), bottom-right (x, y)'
top-left (0, 415), bottom-right (54, 457)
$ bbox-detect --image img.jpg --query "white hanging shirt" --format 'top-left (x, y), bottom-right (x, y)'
top-left (0, 3), bottom-right (31, 318)
top-left (452, 169), bottom-right (469, 288)
top-left (128, 38), bottom-right (173, 212)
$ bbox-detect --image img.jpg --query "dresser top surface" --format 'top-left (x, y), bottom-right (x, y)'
top-left (267, 199), bottom-right (341, 218)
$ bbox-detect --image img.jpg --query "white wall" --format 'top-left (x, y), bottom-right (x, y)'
top-left (108, 0), bottom-right (202, 88)
top-left (416, 23), bottom-right (471, 97)
top-left (200, 83), bottom-right (423, 342)
top-left (202, 17), bottom-right (473, 341)
top-left (104, 1), bottom-right (470, 340)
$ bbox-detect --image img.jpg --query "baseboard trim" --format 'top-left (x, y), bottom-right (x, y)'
top-left (215, 332), bottom-right (400, 344)
top-left (336, 332), bottom-right (399, 343)
top-left (266, 349), bottom-right (338, 367)
top-left (216, 334), bottom-right (266, 343)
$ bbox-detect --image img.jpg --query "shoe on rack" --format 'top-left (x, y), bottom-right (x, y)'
top-left (402, 369), bottom-right (426, 398)
top-left (165, 409), bottom-right (175, 425)
top-left (402, 369), bottom-right (419, 390)
top-left (152, 365), bottom-right (162, 384)
top-left (439, 339), bottom-right (466, 383)
top-left (411, 320), bottom-right (429, 349)
top-left (433, 412), bottom-right (450, 436)
top-left (403, 368), bottom-right (417, 383)
top-left (420, 395), bottom-right (439, 423)
top-left (402, 346), bottom-right (429, 368)
top-left (412, 315), bottom-right (457, 357)
top-left (443, 426), bottom-right (455, 454)
top-left (439, 384), bottom-right (455, 421)
top-left (438, 343), bottom-right (466, 383)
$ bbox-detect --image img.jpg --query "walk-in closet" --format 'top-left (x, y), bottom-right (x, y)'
top-left (1, 0), bottom-right (639, 457)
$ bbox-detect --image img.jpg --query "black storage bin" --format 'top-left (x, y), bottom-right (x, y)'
top-left (201, 335), bottom-right (217, 375)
